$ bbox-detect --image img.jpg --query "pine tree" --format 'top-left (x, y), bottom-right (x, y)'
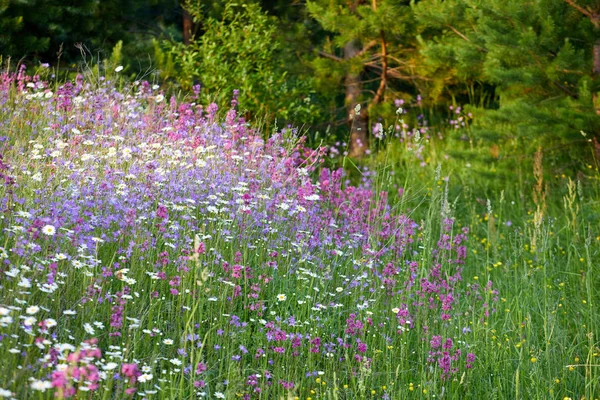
top-left (414, 0), bottom-right (600, 161)
top-left (307, 0), bottom-right (417, 157)
top-left (562, 0), bottom-right (600, 115)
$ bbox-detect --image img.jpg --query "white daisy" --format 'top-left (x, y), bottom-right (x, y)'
top-left (45, 319), bottom-right (57, 328)
top-left (41, 225), bottom-right (56, 236)
top-left (83, 323), bottom-right (95, 335)
top-left (30, 380), bottom-right (52, 391)
top-left (103, 362), bottom-right (118, 371)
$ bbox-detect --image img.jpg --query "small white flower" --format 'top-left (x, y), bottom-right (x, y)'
top-left (44, 91), bottom-right (53, 99)
top-left (5, 268), bottom-right (18, 277)
top-left (392, 307), bottom-right (400, 314)
top-left (103, 362), bottom-right (118, 370)
top-left (215, 393), bottom-right (225, 399)
top-left (115, 66), bottom-right (124, 72)
top-left (83, 323), bottom-right (95, 335)
top-left (277, 294), bottom-right (287, 302)
top-left (0, 307), bottom-right (9, 316)
top-left (30, 380), bottom-right (52, 392)
top-left (169, 358), bottom-right (182, 366)
top-left (163, 339), bottom-right (173, 345)
top-left (26, 306), bottom-right (40, 315)
top-left (115, 269), bottom-right (129, 281)
top-left (41, 225), bottom-right (56, 236)
top-left (138, 373), bottom-right (153, 383)
top-left (81, 153), bottom-right (94, 162)
top-left (45, 318), bottom-right (57, 328)
top-left (15, 211), bottom-right (32, 219)
top-left (155, 94), bottom-right (164, 103)
top-left (0, 388), bottom-right (12, 397)
top-left (63, 309), bottom-right (77, 315)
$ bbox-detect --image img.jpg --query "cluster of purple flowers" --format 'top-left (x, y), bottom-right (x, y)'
top-left (0, 70), bottom-right (497, 398)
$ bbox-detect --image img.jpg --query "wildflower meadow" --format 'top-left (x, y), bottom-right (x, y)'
top-left (0, 68), bottom-right (598, 400)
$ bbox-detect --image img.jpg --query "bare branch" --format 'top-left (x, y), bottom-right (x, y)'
top-left (316, 40), bottom-right (378, 62)
top-left (356, 40), bottom-right (379, 58)
top-left (365, 62), bottom-right (432, 81)
top-left (317, 50), bottom-right (343, 62)
top-left (371, 31), bottom-right (387, 105)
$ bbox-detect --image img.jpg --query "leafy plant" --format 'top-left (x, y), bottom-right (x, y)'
top-left (156, 2), bottom-right (321, 127)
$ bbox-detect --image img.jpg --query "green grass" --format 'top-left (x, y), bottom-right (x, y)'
top-left (0, 73), bottom-right (598, 400)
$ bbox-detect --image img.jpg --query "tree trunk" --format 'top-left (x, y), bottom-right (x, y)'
top-left (345, 40), bottom-right (369, 158)
top-left (183, 7), bottom-right (193, 46)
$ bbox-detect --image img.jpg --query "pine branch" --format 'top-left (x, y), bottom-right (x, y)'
top-left (356, 40), bottom-right (379, 58)
top-left (553, 81), bottom-right (579, 98)
top-left (317, 50), bottom-right (343, 62)
top-left (446, 24), bottom-right (488, 52)
top-left (564, 0), bottom-right (600, 28)
top-left (365, 62), bottom-right (431, 81)
top-left (316, 40), bottom-right (378, 62)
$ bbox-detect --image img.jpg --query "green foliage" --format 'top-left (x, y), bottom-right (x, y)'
top-left (414, 0), bottom-right (600, 149)
top-left (157, 2), bottom-right (321, 125)
top-left (307, 0), bottom-right (420, 118)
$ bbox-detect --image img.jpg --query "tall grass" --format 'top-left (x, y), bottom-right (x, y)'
top-left (0, 68), bottom-right (598, 400)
